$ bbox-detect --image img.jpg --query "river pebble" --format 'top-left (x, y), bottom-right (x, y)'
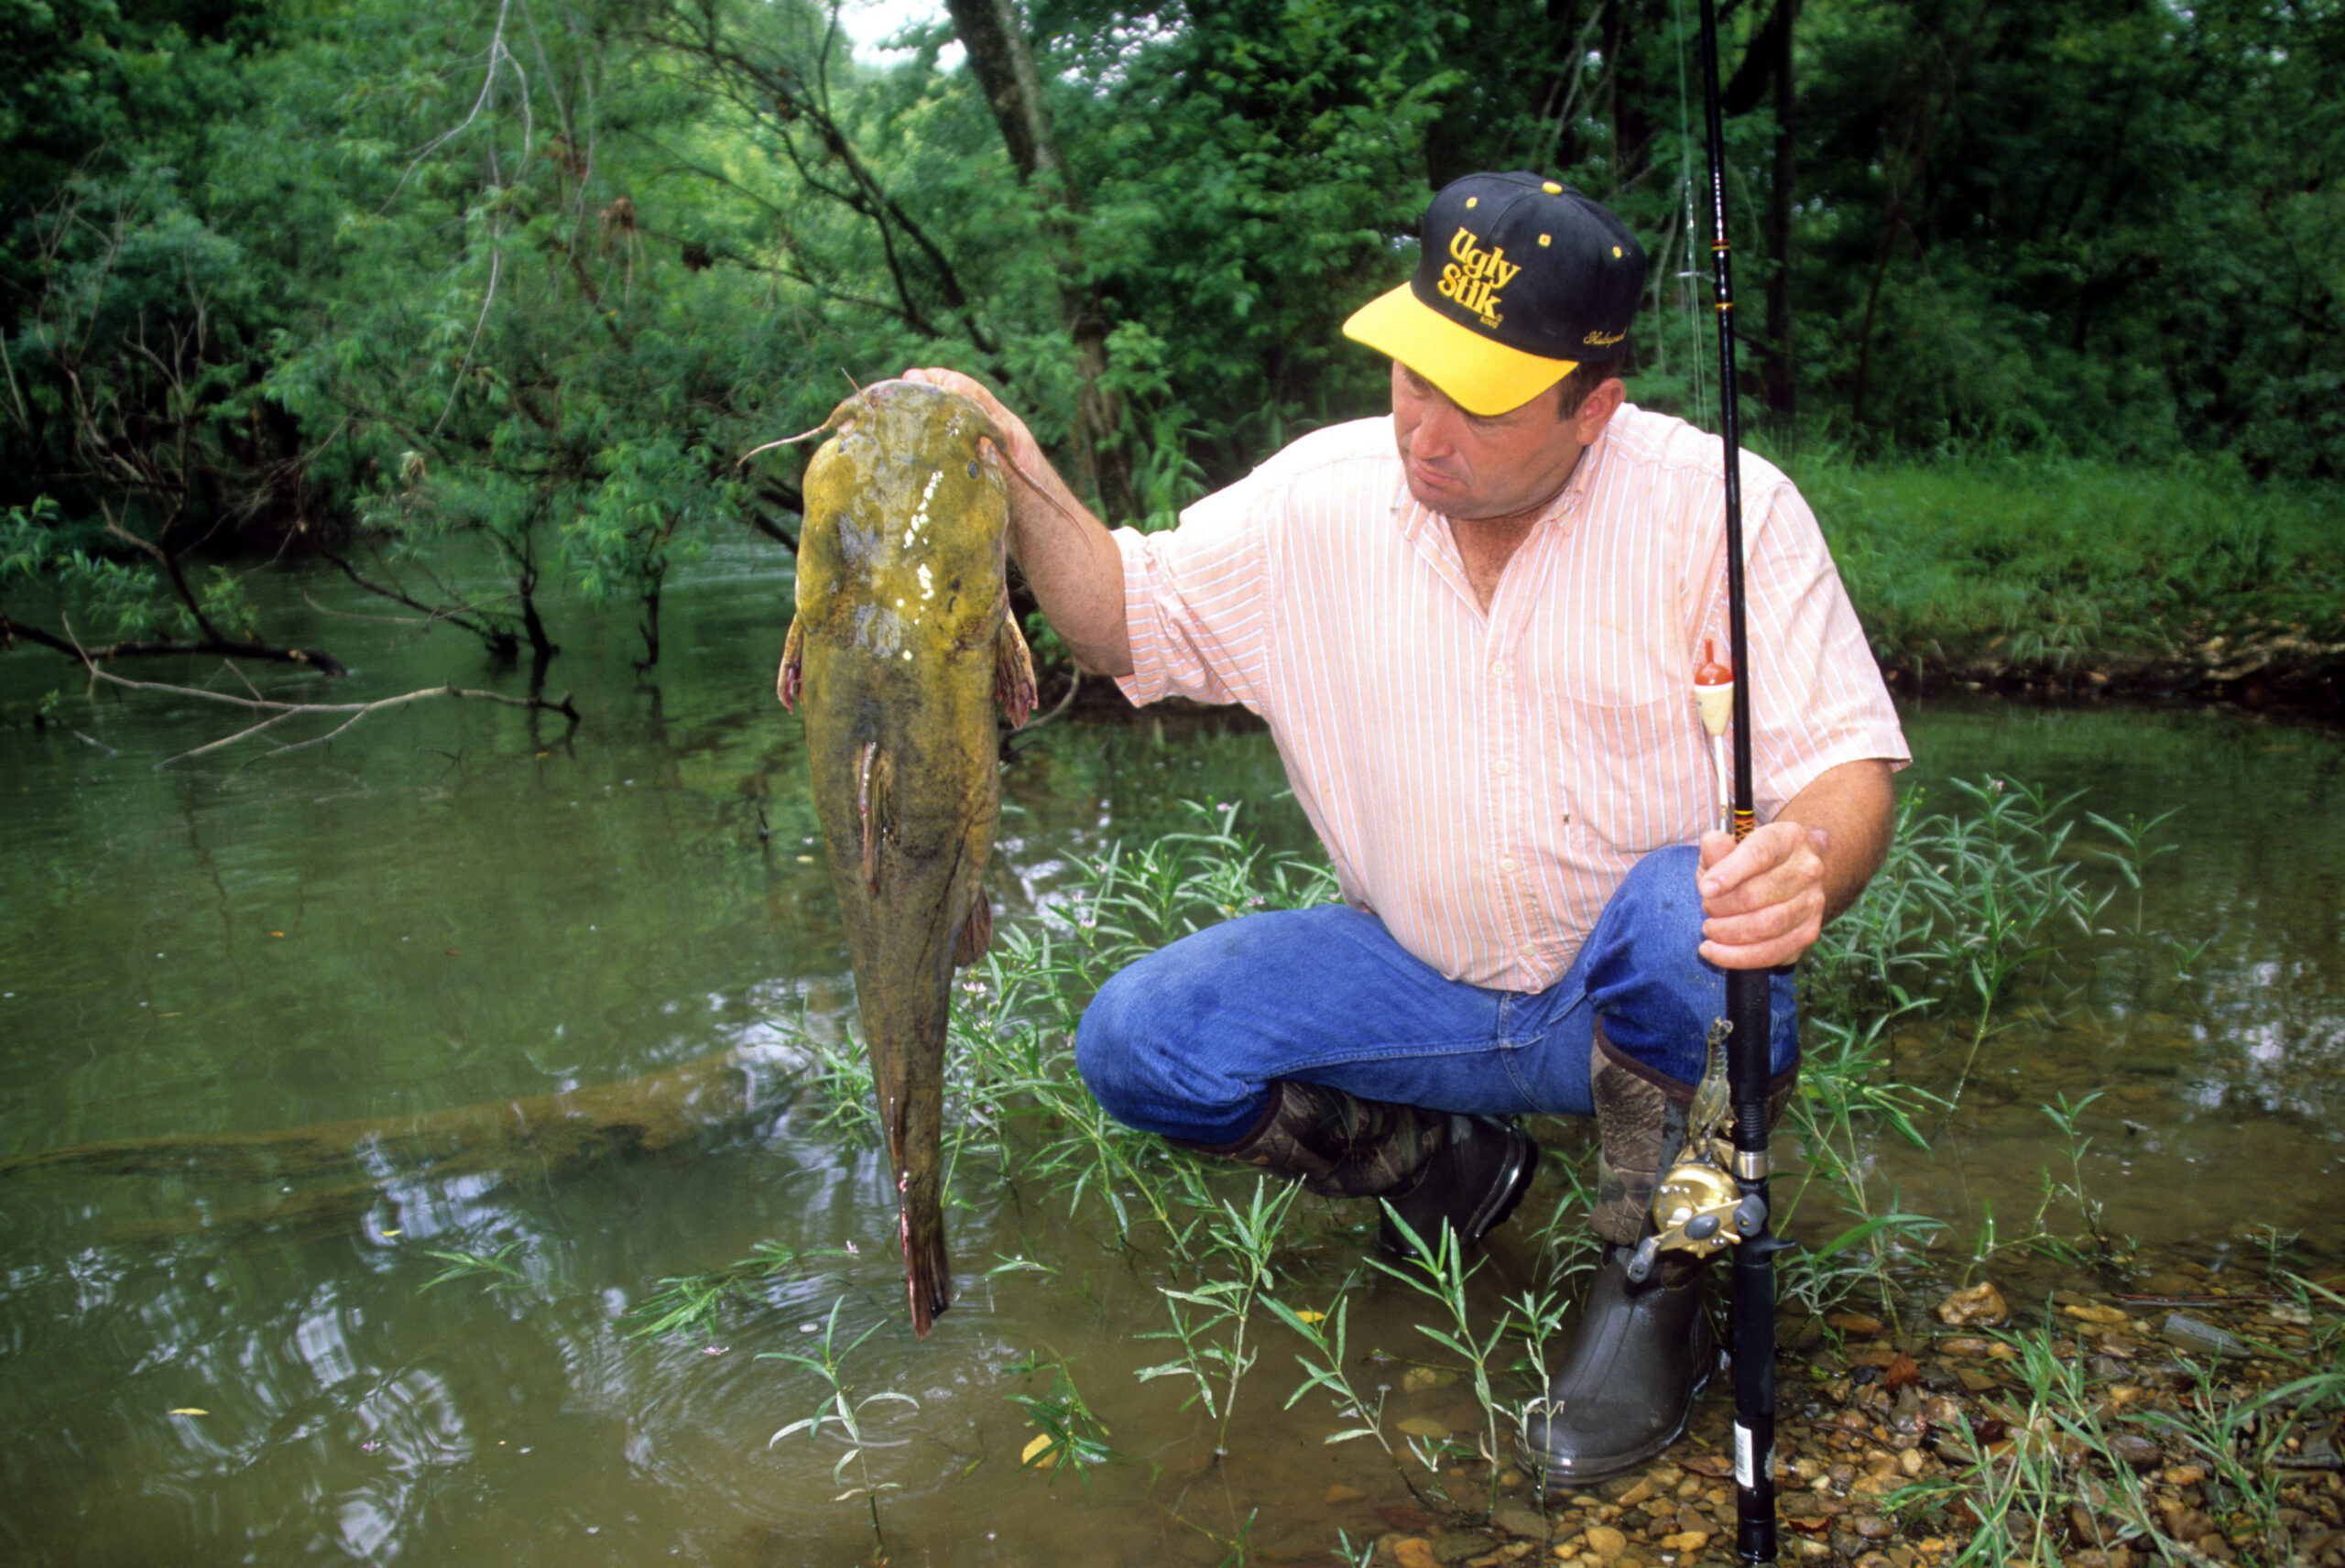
top-left (1336, 1246), bottom-right (2345, 1568)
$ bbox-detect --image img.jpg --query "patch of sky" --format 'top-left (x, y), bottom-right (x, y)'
top-left (836, 0), bottom-right (960, 69)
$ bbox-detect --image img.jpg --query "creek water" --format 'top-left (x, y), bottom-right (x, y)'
top-left (2, 542), bottom-right (2340, 1566)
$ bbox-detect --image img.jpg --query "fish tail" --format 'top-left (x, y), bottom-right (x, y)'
top-left (901, 1173), bottom-right (954, 1338)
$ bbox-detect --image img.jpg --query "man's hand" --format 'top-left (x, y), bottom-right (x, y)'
top-left (899, 367), bottom-right (1134, 675)
top-left (1694, 757), bottom-right (1897, 970)
top-left (901, 367), bottom-right (1048, 488)
top-left (1696, 822), bottom-right (1831, 969)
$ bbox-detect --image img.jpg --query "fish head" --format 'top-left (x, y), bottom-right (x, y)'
top-left (797, 380), bottom-right (1016, 662)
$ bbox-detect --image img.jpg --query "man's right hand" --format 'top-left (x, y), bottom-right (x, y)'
top-left (899, 366), bottom-right (1136, 677)
top-left (900, 368), bottom-right (1045, 484)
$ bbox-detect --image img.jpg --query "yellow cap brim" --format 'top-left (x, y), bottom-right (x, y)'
top-left (1341, 283), bottom-right (1580, 417)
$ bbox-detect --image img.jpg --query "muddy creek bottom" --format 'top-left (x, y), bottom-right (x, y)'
top-left (2, 550), bottom-right (2340, 1568)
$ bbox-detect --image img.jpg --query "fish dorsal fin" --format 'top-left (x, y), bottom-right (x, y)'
top-left (856, 741), bottom-right (893, 893)
top-left (954, 887), bottom-right (993, 967)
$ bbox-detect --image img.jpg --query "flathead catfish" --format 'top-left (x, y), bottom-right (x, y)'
top-left (775, 379), bottom-right (1036, 1337)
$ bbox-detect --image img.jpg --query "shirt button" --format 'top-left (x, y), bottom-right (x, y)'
top-left (1493, 760), bottom-right (1511, 776)
top-left (1500, 856), bottom-right (1519, 873)
top-left (1489, 659), bottom-right (1509, 677)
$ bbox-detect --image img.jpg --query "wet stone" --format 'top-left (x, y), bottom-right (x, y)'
top-left (1431, 1530), bottom-right (1492, 1563)
top-left (1936, 1282), bottom-right (2010, 1327)
top-left (1582, 1524), bottom-right (1628, 1559)
top-left (2163, 1314), bottom-right (2252, 1358)
top-left (2066, 1301), bottom-right (2129, 1325)
top-left (1493, 1508), bottom-right (1551, 1541)
top-left (2165, 1508), bottom-right (2219, 1541)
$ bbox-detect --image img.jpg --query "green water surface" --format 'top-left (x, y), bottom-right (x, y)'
top-left (1, 545), bottom-right (2339, 1565)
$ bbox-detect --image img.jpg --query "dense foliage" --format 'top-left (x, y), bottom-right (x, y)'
top-left (3, 0), bottom-right (2340, 672)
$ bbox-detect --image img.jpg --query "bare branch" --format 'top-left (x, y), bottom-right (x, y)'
top-left (432, 230), bottom-right (505, 439)
top-left (386, 0), bottom-right (521, 208)
top-left (71, 657), bottom-right (582, 768)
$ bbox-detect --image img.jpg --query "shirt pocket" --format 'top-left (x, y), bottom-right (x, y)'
top-left (1555, 692), bottom-right (1713, 855)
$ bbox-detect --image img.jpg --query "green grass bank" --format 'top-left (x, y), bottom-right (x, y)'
top-left (1801, 455), bottom-right (2345, 706)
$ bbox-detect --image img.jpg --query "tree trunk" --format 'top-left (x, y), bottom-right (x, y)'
top-left (1601, 0), bottom-right (1659, 194)
top-left (1763, 0), bottom-right (1797, 421)
top-left (943, 0), bottom-right (1134, 520)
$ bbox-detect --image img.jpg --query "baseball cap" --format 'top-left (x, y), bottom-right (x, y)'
top-left (1343, 172), bottom-right (1647, 417)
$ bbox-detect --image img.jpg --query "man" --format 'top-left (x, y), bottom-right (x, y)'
top-left (909, 171), bottom-right (1906, 1484)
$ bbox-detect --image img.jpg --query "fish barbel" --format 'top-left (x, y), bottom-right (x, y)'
top-left (777, 378), bottom-right (1036, 1337)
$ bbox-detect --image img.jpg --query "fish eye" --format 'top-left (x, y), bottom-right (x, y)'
top-left (966, 460), bottom-right (979, 478)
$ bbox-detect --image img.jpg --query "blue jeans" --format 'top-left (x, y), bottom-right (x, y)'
top-left (1075, 844), bottom-right (1799, 1144)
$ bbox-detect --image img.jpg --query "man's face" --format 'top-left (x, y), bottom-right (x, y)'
top-left (1390, 361), bottom-right (1605, 524)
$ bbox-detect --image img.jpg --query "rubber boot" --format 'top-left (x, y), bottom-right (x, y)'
top-left (1172, 1080), bottom-right (1536, 1259)
top-left (1516, 1243), bottom-right (1714, 1486)
top-left (1515, 1025), bottom-right (1794, 1485)
top-left (1376, 1109), bottom-right (1539, 1261)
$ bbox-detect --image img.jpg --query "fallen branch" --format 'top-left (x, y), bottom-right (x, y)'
top-left (70, 644), bottom-right (579, 768)
top-left (2, 611), bottom-right (349, 675)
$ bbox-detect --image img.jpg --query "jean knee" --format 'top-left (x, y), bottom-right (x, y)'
top-left (1074, 966), bottom-right (1145, 1119)
top-left (1611, 844), bottom-right (1708, 944)
top-left (1581, 844), bottom-right (1802, 1083)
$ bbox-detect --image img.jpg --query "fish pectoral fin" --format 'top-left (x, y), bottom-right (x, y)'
top-left (954, 887), bottom-right (994, 966)
top-left (995, 612), bottom-right (1038, 729)
top-left (778, 615), bottom-right (805, 713)
top-left (856, 742), bottom-right (893, 893)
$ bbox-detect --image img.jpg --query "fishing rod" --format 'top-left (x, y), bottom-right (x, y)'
top-left (1697, 0), bottom-right (1781, 1560)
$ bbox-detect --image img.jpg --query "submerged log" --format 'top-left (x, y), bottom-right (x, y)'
top-left (0, 1051), bottom-right (798, 1240)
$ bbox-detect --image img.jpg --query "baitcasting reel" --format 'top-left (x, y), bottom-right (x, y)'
top-left (1626, 1019), bottom-right (1769, 1283)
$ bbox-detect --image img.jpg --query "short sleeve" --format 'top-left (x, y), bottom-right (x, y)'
top-left (1686, 470), bottom-right (1909, 818)
top-left (1112, 477), bottom-right (1280, 713)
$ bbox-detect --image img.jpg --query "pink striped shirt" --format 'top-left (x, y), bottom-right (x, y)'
top-left (1112, 403), bottom-right (1910, 992)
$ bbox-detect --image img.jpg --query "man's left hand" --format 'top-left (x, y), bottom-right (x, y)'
top-left (1696, 822), bottom-right (1832, 970)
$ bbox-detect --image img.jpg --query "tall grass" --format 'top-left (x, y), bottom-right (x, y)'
top-left (704, 781), bottom-right (2209, 1540)
top-left (1797, 452), bottom-right (2345, 685)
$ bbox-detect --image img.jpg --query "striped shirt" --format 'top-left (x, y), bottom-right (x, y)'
top-left (1112, 403), bottom-right (1910, 992)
